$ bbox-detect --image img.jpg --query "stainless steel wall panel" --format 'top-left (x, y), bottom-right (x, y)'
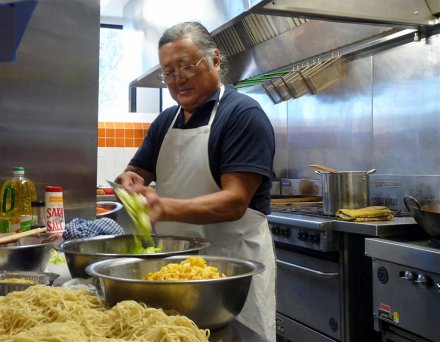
top-left (372, 38), bottom-right (440, 175)
top-left (247, 35), bottom-right (440, 208)
top-left (239, 88), bottom-right (289, 179)
top-left (286, 58), bottom-right (374, 179)
top-left (0, 0), bottom-right (100, 219)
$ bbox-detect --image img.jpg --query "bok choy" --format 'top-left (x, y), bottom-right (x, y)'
top-left (114, 187), bottom-right (162, 254)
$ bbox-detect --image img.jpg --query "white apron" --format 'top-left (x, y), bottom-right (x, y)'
top-left (155, 85), bottom-right (276, 341)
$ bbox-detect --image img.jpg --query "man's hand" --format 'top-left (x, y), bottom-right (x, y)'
top-left (115, 171), bottom-right (144, 190)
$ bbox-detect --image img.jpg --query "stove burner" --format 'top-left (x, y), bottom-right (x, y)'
top-left (271, 202), bottom-right (333, 218)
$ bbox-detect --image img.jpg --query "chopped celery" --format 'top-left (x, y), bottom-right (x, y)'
top-left (114, 187), bottom-right (160, 251)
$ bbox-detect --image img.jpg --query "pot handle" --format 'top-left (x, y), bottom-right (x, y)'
top-left (403, 196), bottom-right (421, 212)
top-left (362, 169), bottom-right (376, 180)
top-left (314, 170), bottom-right (323, 175)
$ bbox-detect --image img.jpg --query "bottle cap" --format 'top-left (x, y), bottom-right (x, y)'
top-left (13, 166), bottom-right (25, 174)
top-left (45, 186), bottom-right (63, 192)
top-left (31, 200), bottom-right (45, 207)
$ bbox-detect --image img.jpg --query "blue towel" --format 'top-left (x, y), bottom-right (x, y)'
top-left (64, 218), bottom-right (125, 240)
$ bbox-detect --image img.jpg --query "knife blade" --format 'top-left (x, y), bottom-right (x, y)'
top-left (106, 179), bottom-right (123, 192)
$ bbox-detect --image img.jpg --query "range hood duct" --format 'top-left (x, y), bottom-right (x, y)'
top-left (252, 0), bottom-right (440, 28)
top-left (129, 0), bottom-right (440, 91)
top-left (215, 0), bottom-right (440, 86)
top-left (216, 16), bottom-right (417, 86)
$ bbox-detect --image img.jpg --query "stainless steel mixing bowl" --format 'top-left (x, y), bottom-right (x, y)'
top-left (0, 240), bottom-right (53, 272)
top-left (86, 255), bottom-right (265, 329)
top-left (57, 234), bottom-right (211, 278)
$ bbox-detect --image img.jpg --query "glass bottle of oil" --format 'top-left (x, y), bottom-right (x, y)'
top-left (0, 167), bottom-right (37, 233)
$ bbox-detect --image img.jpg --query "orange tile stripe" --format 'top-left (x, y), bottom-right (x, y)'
top-left (98, 122), bottom-right (150, 147)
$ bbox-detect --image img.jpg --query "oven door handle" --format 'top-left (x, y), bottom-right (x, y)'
top-left (276, 259), bottom-right (339, 278)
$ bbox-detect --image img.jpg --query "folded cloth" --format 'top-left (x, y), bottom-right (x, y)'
top-left (336, 206), bottom-right (394, 222)
top-left (64, 218), bottom-right (125, 240)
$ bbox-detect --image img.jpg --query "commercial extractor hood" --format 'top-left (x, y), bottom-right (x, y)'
top-left (129, 0), bottom-right (440, 91)
top-left (253, 0), bottom-right (440, 28)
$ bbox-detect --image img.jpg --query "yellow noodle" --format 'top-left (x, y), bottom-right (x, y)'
top-left (145, 256), bottom-right (226, 280)
top-left (0, 285), bottom-right (209, 342)
top-left (0, 278), bottom-right (35, 284)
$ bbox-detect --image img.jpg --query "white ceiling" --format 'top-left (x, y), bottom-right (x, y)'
top-left (100, 0), bottom-right (130, 23)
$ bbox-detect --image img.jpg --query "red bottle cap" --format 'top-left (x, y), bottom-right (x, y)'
top-left (45, 186), bottom-right (63, 192)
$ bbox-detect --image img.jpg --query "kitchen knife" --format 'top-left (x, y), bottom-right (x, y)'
top-left (106, 179), bottom-right (123, 192)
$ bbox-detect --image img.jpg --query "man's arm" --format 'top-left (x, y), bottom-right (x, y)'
top-left (141, 171), bottom-right (263, 224)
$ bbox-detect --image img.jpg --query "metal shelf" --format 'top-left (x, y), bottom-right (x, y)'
top-left (129, 64), bottom-right (166, 89)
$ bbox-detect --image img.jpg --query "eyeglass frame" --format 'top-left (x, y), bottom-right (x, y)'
top-left (159, 57), bottom-right (205, 84)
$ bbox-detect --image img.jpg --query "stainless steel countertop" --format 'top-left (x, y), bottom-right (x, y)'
top-left (268, 211), bottom-right (423, 238)
top-left (332, 216), bottom-right (421, 237)
top-left (365, 237), bottom-right (440, 273)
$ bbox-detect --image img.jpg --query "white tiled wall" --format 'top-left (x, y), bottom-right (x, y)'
top-left (97, 147), bottom-right (138, 187)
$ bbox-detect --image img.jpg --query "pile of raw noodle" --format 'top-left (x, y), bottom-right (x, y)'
top-left (0, 285), bottom-right (209, 341)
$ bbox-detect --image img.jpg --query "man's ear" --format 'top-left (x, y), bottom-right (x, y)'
top-left (213, 49), bottom-right (221, 67)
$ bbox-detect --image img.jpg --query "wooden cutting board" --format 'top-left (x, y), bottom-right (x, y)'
top-left (271, 197), bottom-right (322, 204)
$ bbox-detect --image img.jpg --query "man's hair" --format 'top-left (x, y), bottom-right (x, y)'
top-left (159, 21), bottom-right (229, 81)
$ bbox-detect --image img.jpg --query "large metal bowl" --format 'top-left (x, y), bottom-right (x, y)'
top-left (0, 240), bottom-right (53, 272)
top-left (57, 234), bottom-right (211, 278)
top-left (86, 255), bottom-right (265, 329)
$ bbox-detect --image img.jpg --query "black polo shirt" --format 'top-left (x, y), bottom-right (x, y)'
top-left (129, 84), bottom-right (275, 215)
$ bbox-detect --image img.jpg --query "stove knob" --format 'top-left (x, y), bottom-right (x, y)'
top-left (377, 266), bottom-right (389, 284)
top-left (414, 274), bottom-right (433, 287)
top-left (281, 227), bottom-right (290, 237)
top-left (310, 232), bottom-right (320, 243)
top-left (400, 270), bottom-right (416, 281)
top-left (298, 230), bottom-right (309, 240)
top-left (271, 225), bottom-right (280, 235)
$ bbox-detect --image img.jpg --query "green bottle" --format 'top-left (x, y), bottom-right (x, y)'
top-left (0, 167), bottom-right (37, 233)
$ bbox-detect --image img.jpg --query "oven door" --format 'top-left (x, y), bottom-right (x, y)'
top-left (276, 245), bottom-right (342, 341)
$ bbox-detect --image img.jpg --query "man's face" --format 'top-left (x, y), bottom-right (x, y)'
top-left (159, 37), bottom-right (221, 113)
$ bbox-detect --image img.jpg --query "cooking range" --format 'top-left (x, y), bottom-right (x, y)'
top-left (268, 200), bottom-right (344, 342)
top-left (365, 237), bottom-right (440, 342)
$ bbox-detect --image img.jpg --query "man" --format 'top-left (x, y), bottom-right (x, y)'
top-left (116, 21), bottom-right (276, 341)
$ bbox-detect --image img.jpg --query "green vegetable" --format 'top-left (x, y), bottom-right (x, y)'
top-left (115, 187), bottom-right (162, 252)
top-left (49, 250), bottom-right (66, 265)
top-left (130, 239), bottom-right (163, 254)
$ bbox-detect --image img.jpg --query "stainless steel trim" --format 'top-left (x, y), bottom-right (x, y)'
top-left (277, 259), bottom-right (339, 278)
top-left (365, 238), bottom-right (440, 274)
top-left (255, 0), bottom-right (438, 27)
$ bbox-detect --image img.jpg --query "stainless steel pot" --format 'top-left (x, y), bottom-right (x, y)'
top-left (316, 169), bottom-right (376, 215)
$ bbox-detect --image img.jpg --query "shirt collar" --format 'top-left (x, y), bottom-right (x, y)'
top-left (177, 87), bottom-right (221, 116)
top-left (175, 87), bottom-right (222, 128)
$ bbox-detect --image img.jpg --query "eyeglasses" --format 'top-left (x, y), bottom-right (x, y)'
top-left (159, 57), bottom-right (204, 84)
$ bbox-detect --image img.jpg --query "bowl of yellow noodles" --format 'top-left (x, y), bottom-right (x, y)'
top-left (57, 234), bottom-right (211, 278)
top-left (86, 255), bottom-right (265, 329)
